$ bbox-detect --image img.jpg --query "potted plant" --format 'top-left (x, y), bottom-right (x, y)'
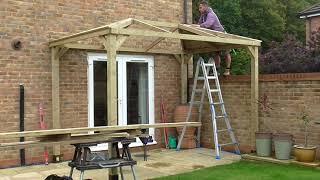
top-left (294, 106), bottom-right (317, 162)
top-left (255, 94), bottom-right (273, 157)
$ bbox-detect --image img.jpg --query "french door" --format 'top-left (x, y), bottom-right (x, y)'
top-left (87, 53), bottom-right (155, 148)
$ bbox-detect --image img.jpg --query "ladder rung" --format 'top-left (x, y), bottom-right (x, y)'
top-left (193, 101), bottom-right (202, 105)
top-left (211, 102), bottom-right (224, 105)
top-left (219, 142), bottom-right (238, 147)
top-left (197, 76), bottom-right (217, 80)
top-left (210, 89), bottom-right (220, 93)
top-left (194, 89), bottom-right (204, 93)
top-left (217, 129), bottom-right (233, 133)
top-left (203, 63), bottom-right (214, 67)
top-left (215, 115), bottom-right (226, 119)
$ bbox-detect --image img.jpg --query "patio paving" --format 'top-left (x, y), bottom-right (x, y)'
top-left (0, 148), bottom-right (241, 180)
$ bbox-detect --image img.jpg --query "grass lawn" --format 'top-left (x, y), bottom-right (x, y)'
top-left (154, 161), bottom-right (320, 180)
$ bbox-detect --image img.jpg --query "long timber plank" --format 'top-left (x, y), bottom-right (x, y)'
top-left (0, 122), bottom-right (201, 139)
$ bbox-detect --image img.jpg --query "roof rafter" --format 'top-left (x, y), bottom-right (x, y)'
top-left (110, 28), bottom-right (261, 46)
top-left (49, 18), bottom-right (133, 47)
top-left (133, 19), bottom-right (171, 32)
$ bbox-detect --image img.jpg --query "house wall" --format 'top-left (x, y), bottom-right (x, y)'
top-left (306, 16), bottom-right (320, 43)
top-left (0, 0), bottom-right (192, 168)
top-left (199, 73), bottom-right (320, 159)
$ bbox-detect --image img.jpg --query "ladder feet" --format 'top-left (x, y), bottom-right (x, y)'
top-left (175, 148), bottom-right (181, 151)
top-left (235, 151), bottom-right (241, 155)
top-left (215, 156), bottom-right (221, 160)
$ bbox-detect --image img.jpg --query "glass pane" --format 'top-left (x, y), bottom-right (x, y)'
top-left (127, 62), bottom-right (149, 125)
top-left (94, 61), bottom-right (107, 126)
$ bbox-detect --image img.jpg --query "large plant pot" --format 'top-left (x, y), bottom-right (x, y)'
top-left (255, 132), bottom-right (272, 157)
top-left (294, 145), bottom-right (317, 162)
top-left (174, 105), bottom-right (198, 149)
top-left (273, 133), bottom-right (293, 160)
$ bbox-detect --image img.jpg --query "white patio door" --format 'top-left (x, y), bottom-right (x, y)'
top-left (87, 53), bottom-right (155, 149)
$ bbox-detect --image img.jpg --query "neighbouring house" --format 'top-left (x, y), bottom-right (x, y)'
top-left (298, 3), bottom-right (320, 43)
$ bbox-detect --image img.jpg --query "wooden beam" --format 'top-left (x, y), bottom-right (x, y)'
top-left (136, 19), bottom-right (178, 28)
top-left (108, 18), bottom-right (133, 28)
top-left (116, 35), bottom-right (128, 49)
top-left (49, 18), bottom-right (133, 47)
top-left (187, 55), bottom-right (194, 78)
top-left (102, 34), bottom-right (119, 178)
top-left (184, 45), bottom-right (244, 54)
top-left (173, 54), bottom-right (182, 64)
top-left (51, 47), bottom-right (61, 157)
top-left (63, 43), bottom-right (183, 54)
top-left (55, 47), bottom-right (69, 58)
top-left (145, 27), bottom-right (179, 52)
top-left (248, 46), bottom-right (259, 147)
top-left (100, 35), bottom-right (118, 126)
top-left (181, 54), bottom-right (188, 104)
top-left (110, 28), bottom-right (261, 46)
top-left (0, 122), bottom-right (201, 139)
top-left (193, 25), bottom-right (261, 42)
top-left (179, 24), bottom-right (217, 37)
top-left (49, 28), bottom-right (111, 47)
top-left (0, 133), bottom-right (131, 150)
top-left (133, 19), bottom-right (171, 32)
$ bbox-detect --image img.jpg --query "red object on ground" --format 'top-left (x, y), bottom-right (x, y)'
top-left (39, 103), bottom-right (49, 165)
top-left (160, 95), bottom-right (169, 148)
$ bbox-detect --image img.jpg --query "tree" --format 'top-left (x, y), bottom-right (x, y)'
top-left (193, 0), bottom-right (319, 48)
top-left (260, 34), bottom-right (320, 74)
top-left (192, 0), bottom-right (320, 74)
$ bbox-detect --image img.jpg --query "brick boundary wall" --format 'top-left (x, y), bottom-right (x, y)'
top-left (196, 73), bottom-right (320, 158)
top-left (220, 73), bottom-right (320, 82)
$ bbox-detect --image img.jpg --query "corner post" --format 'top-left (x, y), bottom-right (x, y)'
top-left (248, 46), bottom-right (259, 147)
top-left (51, 47), bottom-right (60, 161)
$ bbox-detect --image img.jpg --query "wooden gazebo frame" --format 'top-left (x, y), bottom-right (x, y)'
top-left (49, 18), bottom-right (261, 154)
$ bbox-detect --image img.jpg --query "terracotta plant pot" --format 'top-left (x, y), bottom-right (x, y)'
top-left (294, 145), bottom-right (317, 162)
top-left (173, 105), bottom-right (198, 149)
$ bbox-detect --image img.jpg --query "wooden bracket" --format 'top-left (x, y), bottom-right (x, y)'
top-left (145, 27), bottom-right (179, 52)
top-left (173, 54), bottom-right (182, 64)
top-left (100, 35), bottom-right (128, 50)
top-left (55, 47), bottom-right (69, 59)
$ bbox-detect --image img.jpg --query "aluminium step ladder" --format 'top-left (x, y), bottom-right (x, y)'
top-left (176, 57), bottom-right (240, 159)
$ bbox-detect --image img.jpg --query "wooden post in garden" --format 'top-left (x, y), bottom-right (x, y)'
top-left (101, 33), bottom-right (127, 180)
top-left (51, 46), bottom-right (68, 162)
top-left (247, 46), bottom-right (259, 148)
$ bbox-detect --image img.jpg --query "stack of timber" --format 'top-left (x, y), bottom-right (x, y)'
top-left (0, 122), bottom-right (201, 150)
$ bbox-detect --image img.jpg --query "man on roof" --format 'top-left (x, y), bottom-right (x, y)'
top-left (197, 0), bottom-right (232, 76)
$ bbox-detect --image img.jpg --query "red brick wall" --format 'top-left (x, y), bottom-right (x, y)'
top-left (0, 0), bottom-right (191, 168)
top-left (310, 16), bottom-right (320, 32)
top-left (306, 16), bottom-right (320, 43)
top-left (199, 73), bottom-right (320, 158)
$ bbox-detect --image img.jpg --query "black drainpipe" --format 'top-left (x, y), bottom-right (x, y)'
top-left (184, 0), bottom-right (192, 102)
top-left (184, 0), bottom-right (188, 24)
top-left (19, 84), bottom-right (25, 166)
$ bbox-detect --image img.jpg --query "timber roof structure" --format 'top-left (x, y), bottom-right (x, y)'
top-left (49, 18), bottom-right (261, 54)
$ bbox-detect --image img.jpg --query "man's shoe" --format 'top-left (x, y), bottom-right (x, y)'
top-left (223, 68), bottom-right (230, 76)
